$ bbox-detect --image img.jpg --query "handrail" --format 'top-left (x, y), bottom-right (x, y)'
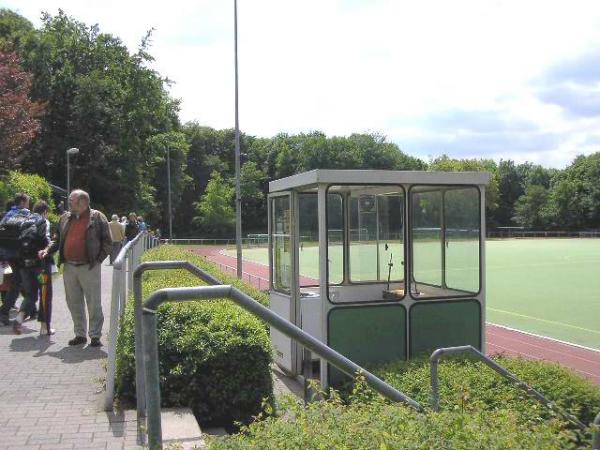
top-left (140, 279), bottom-right (423, 449)
top-left (593, 411), bottom-right (600, 450)
top-left (104, 231), bottom-right (160, 411)
top-left (430, 346), bottom-right (587, 431)
top-left (131, 260), bottom-right (223, 445)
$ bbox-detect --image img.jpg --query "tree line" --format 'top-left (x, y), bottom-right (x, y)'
top-left (1, 9), bottom-right (599, 236)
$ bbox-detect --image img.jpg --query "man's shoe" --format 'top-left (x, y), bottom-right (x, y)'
top-left (90, 337), bottom-right (102, 347)
top-left (13, 321), bottom-right (22, 335)
top-left (0, 315), bottom-right (9, 326)
top-left (68, 336), bottom-right (87, 346)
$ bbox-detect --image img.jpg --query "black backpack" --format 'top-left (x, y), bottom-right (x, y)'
top-left (0, 210), bottom-right (47, 261)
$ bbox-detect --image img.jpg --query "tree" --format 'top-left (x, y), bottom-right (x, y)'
top-left (193, 171), bottom-right (235, 236)
top-left (428, 155), bottom-right (499, 219)
top-left (0, 50), bottom-right (43, 168)
top-left (145, 131), bottom-right (190, 229)
top-left (240, 161), bottom-right (267, 232)
top-left (1, 10), bottom-right (179, 216)
top-left (512, 185), bottom-right (549, 228)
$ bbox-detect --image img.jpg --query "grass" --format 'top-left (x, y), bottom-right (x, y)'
top-left (223, 238), bottom-right (600, 349)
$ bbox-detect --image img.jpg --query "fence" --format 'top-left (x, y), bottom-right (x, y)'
top-left (104, 231), bottom-right (160, 411)
top-left (488, 230), bottom-right (600, 239)
top-left (210, 259), bottom-right (269, 290)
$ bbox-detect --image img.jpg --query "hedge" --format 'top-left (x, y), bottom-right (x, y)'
top-left (210, 357), bottom-right (600, 448)
top-left (115, 245), bottom-right (272, 426)
top-left (209, 386), bottom-right (573, 449)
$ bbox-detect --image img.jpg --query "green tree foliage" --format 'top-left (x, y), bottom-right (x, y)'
top-left (0, 8), bottom-right (36, 54)
top-left (0, 9), bottom-right (179, 219)
top-left (428, 155), bottom-right (499, 218)
top-left (513, 185), bottom-right (549, 228)
top-left (5, 170), bottom-right (54, 211)
top-left (544, 153), bottom-right (600, 229)
top-left (193, 171), bottom-right (235, 236)
top-left (145, 131), bottom-right (191, 226)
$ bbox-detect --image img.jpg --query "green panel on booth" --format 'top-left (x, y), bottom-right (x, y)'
top-left (328, 305), bottom-right (406, 386)
top-left (409, 300), bottom-right (481, 357)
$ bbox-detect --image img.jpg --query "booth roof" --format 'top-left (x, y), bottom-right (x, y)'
top-left (269, 169), bottom-right (491, 193)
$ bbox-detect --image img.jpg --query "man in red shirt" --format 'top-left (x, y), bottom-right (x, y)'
top-left (44, 190), bottom-right (111, 346)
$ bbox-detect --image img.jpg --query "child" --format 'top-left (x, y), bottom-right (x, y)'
top-left (33, 201), bottom-right (55, 335)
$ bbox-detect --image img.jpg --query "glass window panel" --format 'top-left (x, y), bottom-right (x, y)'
top-left (327, 194), bottom-right (344, 285)
top-left (411, 189), bottom-right (442, 292)
top-left (348, 187), bottom-right (404, 282)
top-left (299, 194), bottom-right (319, 285)
top-left (410, 185), bottom-right (481, 297)
top-left (271, 196), bottom-right (291, 293)
top-left (445, 187), bottom-right (480, 293)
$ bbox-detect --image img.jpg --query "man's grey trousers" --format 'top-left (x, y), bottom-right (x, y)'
top-left (63, 262), bottom-right (104, 339)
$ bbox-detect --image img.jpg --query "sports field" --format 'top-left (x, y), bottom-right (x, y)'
top-left (225, 239), bottom-right (600, 350)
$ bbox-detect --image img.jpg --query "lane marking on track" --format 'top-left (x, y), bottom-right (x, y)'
top-left (488, 308), bottom-right (600, 336)
top-left (487, 323), bottom-right (600, 354)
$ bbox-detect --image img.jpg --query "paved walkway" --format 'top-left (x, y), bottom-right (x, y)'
top-left (0, 263), bottom-right (140, 450)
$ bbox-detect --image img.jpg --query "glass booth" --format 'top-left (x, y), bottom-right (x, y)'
top-left (268, 170), bottom-right (490, 387)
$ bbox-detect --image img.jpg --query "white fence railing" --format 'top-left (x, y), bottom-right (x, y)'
top-left (104, 232), bottom-right (160, 411)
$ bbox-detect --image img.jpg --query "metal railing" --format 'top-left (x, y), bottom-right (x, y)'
top-left (104, 232), bottom-right (160, 411)
top-left (430, 346), bottom-right (589, 431)
top-left (209, 259), bottom-right (269, 290)
top-left (593, 412), bottom-right (600, 450)
top-left (131, 261), bottom-right (222, 445)
top-left (136, 261), bottom-right (422, 449)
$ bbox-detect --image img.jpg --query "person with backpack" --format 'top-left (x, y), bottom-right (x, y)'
top-left (0, 193), bottom-right (49, 333)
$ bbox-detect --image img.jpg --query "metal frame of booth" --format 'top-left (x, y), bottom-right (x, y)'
top-left (268, 169), bottom-right (490, 388)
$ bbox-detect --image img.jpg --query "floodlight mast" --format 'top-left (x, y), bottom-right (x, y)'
top-left (234, 0), bottom-right (242, 278)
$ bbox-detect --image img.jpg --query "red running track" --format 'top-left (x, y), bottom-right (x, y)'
top-left (193, 247), bottom-right (600, 385)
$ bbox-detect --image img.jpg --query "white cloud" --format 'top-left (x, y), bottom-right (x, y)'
top-left (4, 0), bottom-right (600, 167)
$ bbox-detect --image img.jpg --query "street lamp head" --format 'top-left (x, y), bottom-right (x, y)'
top-left (67, 147), bottom-right (79, 155)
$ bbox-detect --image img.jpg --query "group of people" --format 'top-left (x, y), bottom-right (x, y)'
top-left (107, 212), bottom-right (150, 264)
top-left (0, 190), bottom-right (113, 347)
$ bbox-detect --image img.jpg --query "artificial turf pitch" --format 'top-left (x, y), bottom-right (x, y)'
top-left (225, 238), bottom-right (600, 350)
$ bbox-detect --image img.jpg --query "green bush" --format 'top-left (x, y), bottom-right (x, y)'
top-left (209, 356), bottom-right (600, 449)
top-left (4, 170), bottom-right (58, 222)
top-left (209, 392), bottom-right (573, 449)
top-left (115, 245), bottom-right (272, 426)
top-left (376, 356), bottom-right (600, 428)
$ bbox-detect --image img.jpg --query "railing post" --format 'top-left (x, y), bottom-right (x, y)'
top-left (593, 411), bottom-right (600, 450)
top-left (104, 264), bottom-right (122, 411)
top-left (134, 267), bottom-right (147, 440)
top-left (143, 309), bottom-right (162, 450)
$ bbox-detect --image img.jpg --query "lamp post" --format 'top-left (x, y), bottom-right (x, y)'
top-left (234, 0), bottom-right (242, 279)
top-left (66, 147), bottom-right (79, 202)
top-left (166, 148), bottom-right (173, 241)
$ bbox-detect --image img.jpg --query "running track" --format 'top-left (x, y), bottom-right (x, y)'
top-left (193, 247), bottom-right (600, 385)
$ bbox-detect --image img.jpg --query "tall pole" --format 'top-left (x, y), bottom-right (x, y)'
top-left (234, 0), bottom-right (242, 279)
top-left (66, 153), bottom-right (70, 199)
top-left (167, 148), bottom-right (173, 241)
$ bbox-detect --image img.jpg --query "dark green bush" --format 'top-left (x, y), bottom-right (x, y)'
top-left (376, 356), bottom-right (600, 428)
top-left (115, 245), bottom-right (272, 425)
top-left (209, 391), bottom-right (573, 449)
top-left (209, 356), bottom-right (600, 449)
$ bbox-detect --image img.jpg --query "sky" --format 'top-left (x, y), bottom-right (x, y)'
top-left (3, 0), bottom-right (600, 168)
